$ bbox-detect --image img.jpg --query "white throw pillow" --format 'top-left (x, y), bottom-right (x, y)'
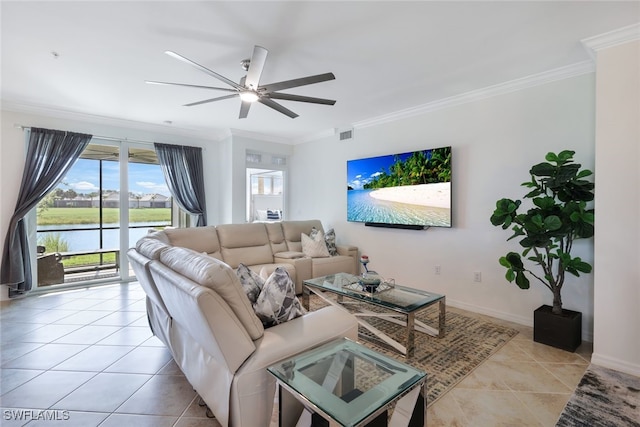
top-left (256, 210), bottom-right (268, 221)
top-left (253, 267), bottom-right (305, 327)
top-left (301, 231), bottom-right (330, 258)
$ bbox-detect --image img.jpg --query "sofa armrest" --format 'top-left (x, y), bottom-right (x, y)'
top-left (273, 256), bottom-right (312, 294)
top-left (230, 306), bottom-right (358, 427)
top-left (336, 245), bottom-right (357, 256)
top-left (235, 306), bottom-right (358, 377)
top-left (274, 251), bottom-right (305, 259)
top-left (337, 245), bottom-right (358, 274)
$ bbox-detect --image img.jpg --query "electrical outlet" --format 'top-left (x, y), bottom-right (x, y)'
top-left (474, 272), bottom-right (482, 282)
top-left (435, 265), bottom-right (441, 275)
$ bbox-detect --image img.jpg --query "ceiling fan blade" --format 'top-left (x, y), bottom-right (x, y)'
top-left (268, 92), bottom-right (336, 105)
top-left (258, 98), bottom-right (298, 118)
top-left (184, 93), bottom-right (239, 107)
top-left (259, 72), bottom-right (335, 93)
top-left (239, 100), bottom-right (252, 119)
top-left (146, 80), bottom-right (237, 92)
top-left (245, 45), bottom-right (268, 90)
top-left (165, 51), bottom-right (242, 90)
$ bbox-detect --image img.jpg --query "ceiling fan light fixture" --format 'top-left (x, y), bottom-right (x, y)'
top-left (240, 91), bottom-right (259, 102)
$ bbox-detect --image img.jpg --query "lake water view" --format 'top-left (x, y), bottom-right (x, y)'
top-left (37, 222), bottom-right (168, 251)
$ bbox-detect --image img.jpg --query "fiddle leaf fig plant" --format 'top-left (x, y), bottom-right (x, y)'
top-left (490, 150), bottom-right (595, 315)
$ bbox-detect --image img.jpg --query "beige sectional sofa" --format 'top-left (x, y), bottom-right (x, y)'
top-left (127, 220), bottom-right (360, 427)
top-left (146, 219), bottom-right (358, 294)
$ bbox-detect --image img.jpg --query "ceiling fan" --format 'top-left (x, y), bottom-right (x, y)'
top-left (146, 45), bottom-right (336, 119)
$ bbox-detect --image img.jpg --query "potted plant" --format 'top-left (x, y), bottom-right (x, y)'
top-left (490, 150), bottom-right (594, 352)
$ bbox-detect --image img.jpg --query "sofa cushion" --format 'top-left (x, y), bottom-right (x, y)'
top-left (253, 267), bottom-right (305, 327)
top-left (236, 263), bottom-right (264, 304)
top-left (281, 220), bottom-right (324, 252)
top-left (217, 223), bottom-right (273, 268)
top-left (301, 231), bottom-right (330, 258)
top-left (324, 228), bottom-right (339, 256)
top-left (265, 222), bottom-right (288, 254)
top-left (310, 227), bottom-right (338, 256)
top-left (159, 247), bottom-right (264, 340)
top-left (136, 236), bottom-right (168, 260)
top-left (162, 226), bottom-right (223, 260)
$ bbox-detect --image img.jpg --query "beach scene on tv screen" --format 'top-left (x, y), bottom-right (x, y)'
top-left (347, 147), bottom-right (451, 227)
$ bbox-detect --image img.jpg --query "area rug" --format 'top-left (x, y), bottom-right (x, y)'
top-left (308, 294), bottom-right (519, 406)
top-left (556, 364), bottom-right (640, 427)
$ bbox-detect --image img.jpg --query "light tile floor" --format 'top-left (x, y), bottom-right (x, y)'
top-left (0, 282), bottom-right (592, 427)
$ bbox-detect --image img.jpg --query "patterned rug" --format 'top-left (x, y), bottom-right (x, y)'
top-left (556, 364), bottom-right (640, 427)
top-left (309, 294), bottom-right (519, 406)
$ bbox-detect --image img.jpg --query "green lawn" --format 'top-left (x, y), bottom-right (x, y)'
top-left (37, 207), bottom-right (171, 225)
top-left (62, 253), bottom-right (117, 268)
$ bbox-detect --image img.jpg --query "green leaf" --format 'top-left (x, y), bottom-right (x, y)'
top-left (572, 258), bottom-right (593, 273)
top-left (515, 271), bottom-right (530, 289)
top-left (576, 169), bottom-right (593, 178)
top-left (499, 256), bottom-right (511, 268)
top-left (544, 215), bottom-right (562, 231)
top-left (557, 150), bottom-right (575, 163)
top-left (505, 269), bottom-right (515, 282)
top-left (505, 252), bottom-right (524, 269)
top-left (533, 197), bottom-right (556, 209)
top-left (530, 162), bottom-right (555, 177)
top-left (545, 152), bottom-right (558, 163)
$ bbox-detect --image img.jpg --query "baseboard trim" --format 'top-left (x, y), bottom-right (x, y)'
top-left (447, 299), bottom-right (531, 327)
top-left (591, 353), bottom-right (640, 377)
top-left (447, 298), bottom-right (594, 342)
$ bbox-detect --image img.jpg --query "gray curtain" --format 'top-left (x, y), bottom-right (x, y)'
top-left (154, 143), bottom-right (207, 226)
top-left (1, 128), bottom-right (92, 296)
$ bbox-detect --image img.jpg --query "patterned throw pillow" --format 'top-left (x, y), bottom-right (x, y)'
top-left (324, 228), bottom-right (338, 256)
top-left (253, 267), bottom-right (305, 327)
top-left (301, 230), bottom-right (330, 258)
top-left (236, 263), bottom-right (264, 304)
top-left (310, 227), bottom-right (338, 256)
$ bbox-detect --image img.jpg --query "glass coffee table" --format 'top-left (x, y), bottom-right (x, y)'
top-left (267, 338), bottom-right (426, 427)
top-left (303, 273), bottom-right (445, 358)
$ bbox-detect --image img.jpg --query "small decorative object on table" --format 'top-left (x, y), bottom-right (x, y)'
top-left (358, 255), bottom-right (382, 292)
top-left (360, 255), bottom-right (370, 272)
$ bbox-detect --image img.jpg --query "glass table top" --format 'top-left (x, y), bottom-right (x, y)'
top-left (267, 338), bottom-right (426, 427)
top-left (303, 273), bottom-right (444, 313)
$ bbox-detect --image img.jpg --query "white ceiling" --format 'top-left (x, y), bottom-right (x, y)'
top-left (2, 1), bottom-right (638, 143)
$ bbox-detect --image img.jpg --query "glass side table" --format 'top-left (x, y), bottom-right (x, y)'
top-left (267, 338), bottom-right (427, 427)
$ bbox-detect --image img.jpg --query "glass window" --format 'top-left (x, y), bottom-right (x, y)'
top-left (34, 143), bottom-right (173, 288)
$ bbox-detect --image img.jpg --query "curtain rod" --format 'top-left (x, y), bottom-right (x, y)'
top-left (15, 125), bottom-right (156, 146)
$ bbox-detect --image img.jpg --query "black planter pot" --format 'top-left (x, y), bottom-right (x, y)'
top-left (533, 305), bottom-right (582, 352)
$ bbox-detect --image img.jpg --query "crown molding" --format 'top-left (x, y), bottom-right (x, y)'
top-left (351, 60), bottom-right (595, 130)
top-left (582, 23), bottom-right (640, 59)
top-left (1, 100), bottom-right (229, 142)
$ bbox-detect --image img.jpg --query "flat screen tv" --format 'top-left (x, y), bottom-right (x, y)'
top-left (347, 146), bottom-right (452, 229)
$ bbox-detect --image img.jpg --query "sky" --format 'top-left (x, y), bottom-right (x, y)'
top-left (59, 159), bottom-right (170, 196)
top-left (347, 151), bottom-right (414, 190)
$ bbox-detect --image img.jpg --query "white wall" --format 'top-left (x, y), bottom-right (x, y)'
top-left (0, 110), bottom-right (221, 300)
top-left (290, 74), bottom-right (596, 339)
top-left (591, 40), bottom-right (640, 376)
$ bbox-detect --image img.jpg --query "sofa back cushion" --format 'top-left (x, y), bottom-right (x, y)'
top-left (216, 223), bottom-right (273, 268)
top-left (159, 247), bottom-right (264, 340)
top-left (162, 226), bottom-right (223, 260)
top-left (136, 236), bottom-right (169, 260)
top-left (281, 220), bottom-right (324, 252)
top-left (265, 222), bottom-right (288, 254)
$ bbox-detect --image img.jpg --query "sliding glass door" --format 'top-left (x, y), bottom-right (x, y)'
top-left (33, 139), bottom-right (172, 289)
